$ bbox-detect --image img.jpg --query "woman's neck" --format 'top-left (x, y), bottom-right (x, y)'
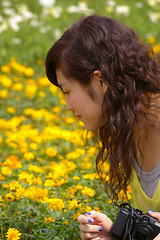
top-left (134, 123), bottom-right (160, 172)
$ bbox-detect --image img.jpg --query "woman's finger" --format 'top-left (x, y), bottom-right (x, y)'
top-left (81, 231), bottom-right (99, 239)
top-left (154, 233), bottom-right (160, 240)
top-left (148, 211), bottom-right (160, 221)
top-left (78, 214), bottom-right (94, 224)
top-left (80, 223), bottom-right (103, 233)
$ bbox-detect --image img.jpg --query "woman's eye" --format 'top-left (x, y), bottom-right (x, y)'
top-left (64, 91), bottom-right (70, 95)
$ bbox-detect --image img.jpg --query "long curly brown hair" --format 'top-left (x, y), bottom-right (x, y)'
top-left (45, 15), bottom-right (160, 204)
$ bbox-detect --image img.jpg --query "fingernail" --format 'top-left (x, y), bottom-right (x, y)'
top-left (99, 227), bottom-right (103, 232)
top-left (85, 213), bottom-right (91, 215)
top-left (88, 219), bottom-right (93, 223)
top-left (148, 210), bottom-right (154, 213)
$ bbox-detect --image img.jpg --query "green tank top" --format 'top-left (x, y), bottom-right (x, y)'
top-left (130, 167), bottom-right (160, 213)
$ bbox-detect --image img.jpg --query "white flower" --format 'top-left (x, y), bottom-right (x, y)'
top-left (136, 2), bottom-right (144, 8)
top-left (2, 1), bottom-right (11, 7)
top-left (115, 5), bottom-right (130, 16)
top-left (12, 38), bottom-right (22, 44)
top-left (30, 19), bottom-right (39, 27)
top-left (0, 20), bottom-right (8, 34)
top-left (148, 11), bottom-right (160, 23)
top-left (54, 29), bottom-right (62, 39)
top-left (42, 6), bottom-right (63, 18)
top-left (8, 15), bottom-right (23, 32)
top-left (8, 21), bottom-right (20, 32)
top-left (50, 6), bottom-right (63, 18)
top-left (147, 0), bottom-right (158, 7)
top-left (16, 4), bottom-right (35, 20)
top-left (78, 2), bottom-right (94, 13)
top-left (40, 25), bottom-right (51, 33)
top-left (39, 0), bottom-right (55, 8)
top-left (106, 0), bottom-right (116, 7)
top-left (67, 2), bottom-right (93, 14)
top-left (78, 2), bottom-right (89, 11)
top-left (67, 5), bottom-right (79, 13)
top-left (4, 8), bottom-right (15, 15)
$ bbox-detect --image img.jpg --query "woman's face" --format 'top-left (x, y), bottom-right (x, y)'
top-left (56, 69), bottom-right (107, 131)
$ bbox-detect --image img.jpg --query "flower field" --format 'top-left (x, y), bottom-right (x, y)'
top-left (0, 0), bottom-right (160, 239)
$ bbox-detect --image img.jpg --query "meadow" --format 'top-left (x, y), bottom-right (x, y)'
top-left (0, 0), bottom-right (160, 239)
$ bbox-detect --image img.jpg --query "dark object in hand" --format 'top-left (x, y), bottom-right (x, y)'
top-left (111, 203), bottom-right (160, 240)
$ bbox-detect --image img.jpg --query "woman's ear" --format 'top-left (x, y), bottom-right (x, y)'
top-left (93, 70), bottom-right (108, 94)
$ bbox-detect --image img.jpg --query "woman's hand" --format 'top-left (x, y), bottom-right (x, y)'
top-left (148, 211), bottom-right (160, 240)
top-left (77, 210), bottom-right (116, 240)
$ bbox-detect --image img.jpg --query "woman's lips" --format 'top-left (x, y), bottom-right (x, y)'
top-left (75, 115), bottom-right (82, 120)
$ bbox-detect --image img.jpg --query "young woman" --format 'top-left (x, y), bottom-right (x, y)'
top-left (45, 15), bottom-right (160, 240)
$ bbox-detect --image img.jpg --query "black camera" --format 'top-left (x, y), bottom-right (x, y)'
top-left (111, 203), bottom-right (160, 240)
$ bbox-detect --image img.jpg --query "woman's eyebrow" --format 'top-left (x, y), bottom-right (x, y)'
top-left (58, 82), bottom-right (66, 87)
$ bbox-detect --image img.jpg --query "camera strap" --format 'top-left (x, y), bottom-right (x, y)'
top-left (122, 204), bottom-right (134, 240)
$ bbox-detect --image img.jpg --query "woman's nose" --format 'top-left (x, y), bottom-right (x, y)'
top-left (66, 98), bottom-right (73, 111)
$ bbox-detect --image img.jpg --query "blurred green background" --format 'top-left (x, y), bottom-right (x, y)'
top-left (0, 0), bottom-right (160, 69)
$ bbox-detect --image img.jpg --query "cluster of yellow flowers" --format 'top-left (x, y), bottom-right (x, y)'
top-left (0, 58), bottom-right (132, 239)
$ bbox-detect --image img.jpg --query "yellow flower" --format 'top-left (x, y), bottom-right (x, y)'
top-left (84, 205), bottom-right (92, 213)
top-left (13, 83), bottom-right (23, 91)
top-left (15, 186), bottom-right (25, 200)
top-left (81, 162), bottom-right (92, 169)
top-left (75, 184), bottom-right (83, 190)
top-left (153, 43), bottom-right (160, 53)
top-left (4, 155), bottom-right (22, 169)
top-left (52, 106), bottom-right (60, 114)
top-left (44, 217), bottom-right (55, 223)
top-left (6, 228), bottom-right (21, 240)
top-left (64, 117), bottom-right (75, 124)
top-left (24, 67), bottom-right (34, 77)
top-left (49, 85), bottom-right (58, 94)
top-left (46, 147), bottom-right (57, 157)
top-left (94, 207), bottom-right (101, 212)
top-left (25, 84), bottom-right (37, 98)
top-left (1, 65), bottom-right (10, 73)
top-left (8, 181), bottom-right (21, 191)
top-left (147, 37), bottom-right (156, 44)
top-left (38, 77), bottom-right (50, 87)
top-left (0, 74), bottom-right (12, 87)
top-left (48, 198), bottom-right (65, 211)
top-left (83, 173), bottom-right (98, 180)
top-left (1, 166), bottom-right (12, 176)
top-left (24, 152), bottom-right (35, 161)
top-left (5, 193), bottom-right (14, 202)
top-left (68, 199), bottom-right (81, 210)
top-left (66, 151), bottom-right (81, 159)
top-left (73, 176), bottom-right (80, 181)
top-left (0, 173), bottom-right (5, 180)
top-left (0, 89), bottom-right (8, 98)
top-left (18, 171), bottom-right (34, 184)
top-left (38, 91), bottom-right (45, 97)
top-left (28, 164), bottom-right (44, 173)
top-left (7, 107), bottom-right (16, 114)
top-left (81, 187), bottom-right (95, 197)
top-left (29, 142), bottom-right (38, 150)
top-left (117, 188), bottom-right (132, 201)
top-left (64, 220), bottom-right (69, 226)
